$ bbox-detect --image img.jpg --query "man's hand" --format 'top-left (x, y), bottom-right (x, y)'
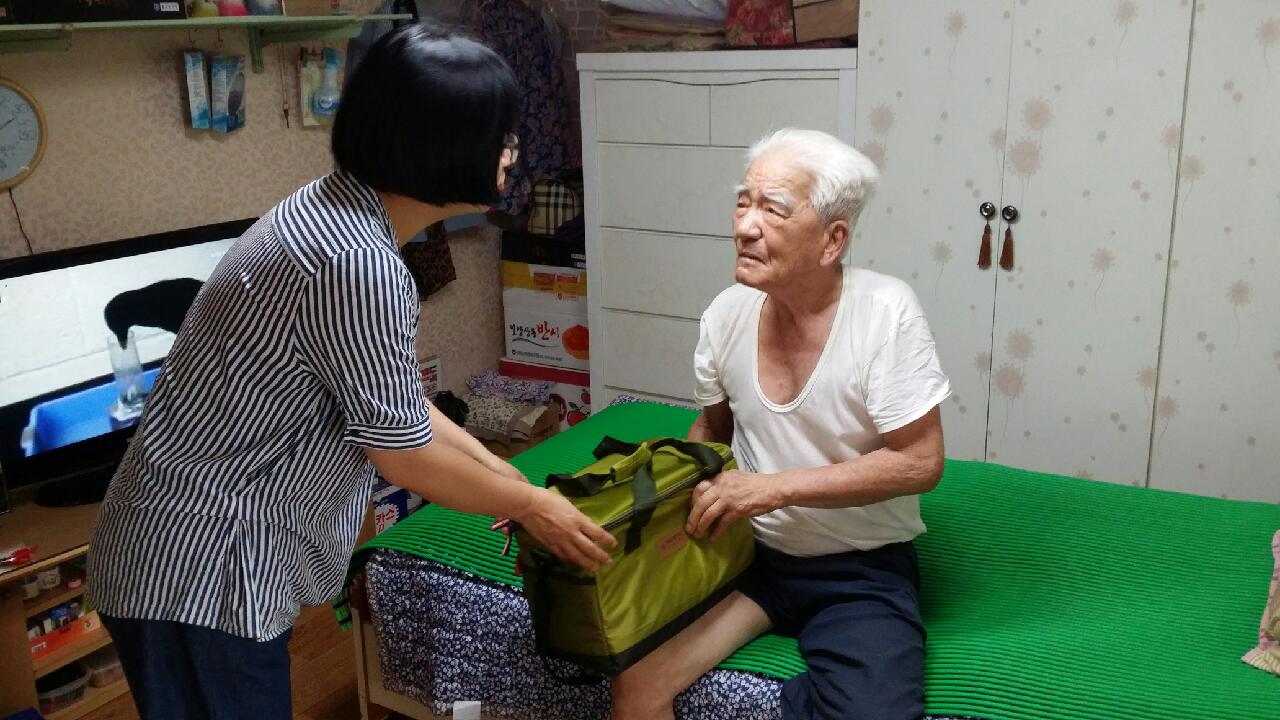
top-left (687, 469), bottom-right (780, 542)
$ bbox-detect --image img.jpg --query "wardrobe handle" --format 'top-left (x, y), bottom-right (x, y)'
top-left (999, 205), bottom-right (1018, 271)
top-left (977, 203), bottom-right (996, 269)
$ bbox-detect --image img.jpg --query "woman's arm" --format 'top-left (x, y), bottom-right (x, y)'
top-left (427, 399), bottom-right (526, 482)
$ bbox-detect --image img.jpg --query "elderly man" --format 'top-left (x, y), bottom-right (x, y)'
top-left (611, 128), bottom-right (950, 720)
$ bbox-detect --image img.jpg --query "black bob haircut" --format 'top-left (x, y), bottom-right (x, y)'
top-left (332, 22), bottom-right (519, 207)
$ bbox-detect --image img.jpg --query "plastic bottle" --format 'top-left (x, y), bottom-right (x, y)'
top-left (312, 48), bottom-right (342, 124)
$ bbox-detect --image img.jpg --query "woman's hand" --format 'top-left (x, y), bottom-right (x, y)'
top-left (484, 456), bottom-right (528, 531)
top-left (514, 487), bottom-right (617, 573)
top-left (488, 458), bottom-right (529, 485)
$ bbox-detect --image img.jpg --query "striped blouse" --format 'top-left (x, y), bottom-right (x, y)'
top-left (87, 172), bottom-right (432, 641)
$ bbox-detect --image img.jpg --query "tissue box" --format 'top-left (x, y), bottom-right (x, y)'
top-left (210, 55), bottom-right (246, 134)
top-left (0, 0), bottom-right (186, 23)
top-left (184, 51), bottom-right (210, 130)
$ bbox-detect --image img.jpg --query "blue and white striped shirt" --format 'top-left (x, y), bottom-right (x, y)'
top-left (88, 172), bottom-right (433, 641)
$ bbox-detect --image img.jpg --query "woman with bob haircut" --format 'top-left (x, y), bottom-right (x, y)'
top-left (87, 23), bottom-right (615, 719)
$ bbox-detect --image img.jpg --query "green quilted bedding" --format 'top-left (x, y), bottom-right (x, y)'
top-left (346, 401), bottom-right (1280, 720)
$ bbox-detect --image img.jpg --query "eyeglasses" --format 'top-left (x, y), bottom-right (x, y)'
top-left (503, 133), bottom-right (520, 166)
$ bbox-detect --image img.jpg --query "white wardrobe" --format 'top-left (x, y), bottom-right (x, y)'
top-left (578, 50), bottom-right (859, 407)
top-left (854, 0), bottom-right (1277, 501)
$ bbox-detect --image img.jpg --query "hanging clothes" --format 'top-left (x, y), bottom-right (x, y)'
top-left (400, 222), bottom-right (458, 300)
top-left (475, 0), bottom-right (579, 216)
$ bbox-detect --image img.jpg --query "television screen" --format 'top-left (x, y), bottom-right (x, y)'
top-left (0, 220), bottom-right (254, 507)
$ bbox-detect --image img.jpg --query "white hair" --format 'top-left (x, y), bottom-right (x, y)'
top-left (746, 128), bottom-right (881, 253)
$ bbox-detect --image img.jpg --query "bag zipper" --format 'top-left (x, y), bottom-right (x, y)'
top-left (599, 465), bottom-right (709, 532)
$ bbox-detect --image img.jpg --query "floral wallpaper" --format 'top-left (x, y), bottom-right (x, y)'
top-left (0, 28), bottom-right (503, 393)
top-left (1149, 0), bottom-right (1279, 504)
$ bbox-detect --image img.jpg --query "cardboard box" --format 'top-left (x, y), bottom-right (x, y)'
top-left (502, 230), bottom-right (586, 312)
top-left (502, 229), bottom-right (588, 371)
top-left (504, 308), bottom-right (589, 372)
top-left (419, 355), bottom-right (441, 399)
top-left (501, 229), bottom-right (585, 269)
top-left (499, 358), bottom-right (591, 431)
top-left (29, 610), bottom-right (101, 661)
top-left (371, 477), bottom-right (423, 535)
top-left (479, 404), bottom-right (559, 459)
top-left (501, 260), bottom-right (587, 317)
top-left (0, 0), bottom-right (185, 23)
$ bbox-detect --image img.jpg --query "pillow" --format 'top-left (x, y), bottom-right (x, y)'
top-left (1243, 530), bottom-right (1280, 676)
top-left (603, 0), bottom-right (727, 22)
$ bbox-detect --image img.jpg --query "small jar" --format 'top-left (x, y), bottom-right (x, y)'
top-left (37, 567), bottom-right (61, 590)
top-left (22, 575), bottom-right (41, 599)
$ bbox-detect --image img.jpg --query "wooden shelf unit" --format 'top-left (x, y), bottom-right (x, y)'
top-left (33, 622), bottom-right (112, 679)
top-left (0, 14), bottom-right (412, 72)
top-left (23, 565), bottom-right (87, 619)
top-left (45, 677), bottom-right (129, 720)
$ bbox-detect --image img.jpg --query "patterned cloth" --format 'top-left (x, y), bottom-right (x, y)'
top-left (1243, 530), bottom-right (1280, 676)
top-left (466, 370), bottom-right (554, 405)
top-left (466, 395), bottom-right (542, 441)
top-left (527, 170), bottom-right (584, 236)
top-left (366, 552), bottom-right (980, 720)
top-left (400, 222), bottom-right (456, 300)
top-left (366, 552), bottom-right (783, 720)
top-left (476, 0), bottom-right (579, 215)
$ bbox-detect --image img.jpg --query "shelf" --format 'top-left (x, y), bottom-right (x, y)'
top-left (33, 624), bottom-right (112, 679)
top-left (0, 14), bottom-right (413, 72)
top-left (45, 677), bottom-right (129, 720)
top-left (23, 565), bottom-right (87, 619)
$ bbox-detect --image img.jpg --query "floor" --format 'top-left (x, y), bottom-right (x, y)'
top-left (82, 605), bottom-right (363, 720)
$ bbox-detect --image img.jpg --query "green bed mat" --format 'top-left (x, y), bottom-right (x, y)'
top-left (345, 401), bottom-right (1280, 720)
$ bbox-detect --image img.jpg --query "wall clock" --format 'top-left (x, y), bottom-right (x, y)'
top-left (0, 78), bottom-right (46, 191)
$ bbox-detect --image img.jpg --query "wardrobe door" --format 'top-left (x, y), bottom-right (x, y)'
top-left (851, 0), bottom-right (1014, 461)
top-left (1149, 1), bottom-right (1280, 503)
top-left (985, 0), bottom-right (1193, 486)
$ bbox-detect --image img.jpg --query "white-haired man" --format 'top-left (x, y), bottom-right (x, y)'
top-left (611, 128), bottom-right (950, 720)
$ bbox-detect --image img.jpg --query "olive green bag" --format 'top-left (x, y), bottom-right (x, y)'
top-left (515, 436), bottom-right (756, 678)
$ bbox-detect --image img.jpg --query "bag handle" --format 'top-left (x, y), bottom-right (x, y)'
top-left (623, 462), bottom-right (657, 554)
top-left (545, 442), bottom-right (653, 497)
top-left (594, 436), bottom-right (726, 478)
top-left (589, 437), bottom-right (726, 554)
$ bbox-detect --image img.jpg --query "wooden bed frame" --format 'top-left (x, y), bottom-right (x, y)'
top-left (349, 578), bottom-right (508, 720)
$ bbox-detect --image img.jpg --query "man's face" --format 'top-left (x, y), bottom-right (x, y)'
top-left (733, 152), bottom-right (836, 291)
